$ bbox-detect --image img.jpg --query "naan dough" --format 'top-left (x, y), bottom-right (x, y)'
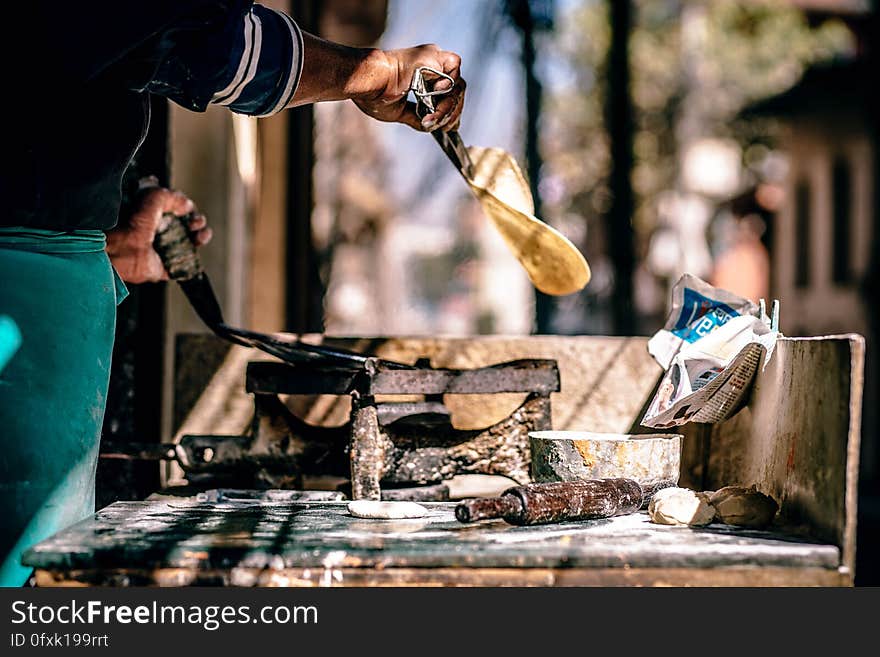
top-left (648, 487), bottom-right (715, 527)
top-left (347, 500), bottom-right (428, 519)
top-left (709, 486), bottom-right (778, 528)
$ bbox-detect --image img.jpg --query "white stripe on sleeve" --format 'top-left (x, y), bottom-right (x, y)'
top-left (255, 9), bottom-right (304, 117)
top-left (211, 11), bottom-right (256, 103)
top-left (216, 13), bottom-right (264, 107)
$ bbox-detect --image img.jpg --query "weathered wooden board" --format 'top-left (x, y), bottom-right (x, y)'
top-left (33, 566), bottom-right (849, 588)
top-left (23, 500), bottom-right (840, 580)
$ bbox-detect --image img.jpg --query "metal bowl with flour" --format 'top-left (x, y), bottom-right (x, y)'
top-left (529, 431), bottom-right (682, 486)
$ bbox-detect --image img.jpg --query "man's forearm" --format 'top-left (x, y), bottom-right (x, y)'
top-left (287, 32), bottom-right (465, 132)
top-left (290, 32), bottom-right (389, 106)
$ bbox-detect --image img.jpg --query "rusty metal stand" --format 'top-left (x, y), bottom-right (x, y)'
top-left (349, 392), bottom-right (386, 500)
top-left (106, 357), bottom-right (561, 500)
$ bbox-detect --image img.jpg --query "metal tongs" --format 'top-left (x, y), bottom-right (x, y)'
top-left (410, 66), bottom-right (474, 179)
top-left (148, 185), bottom-right (413, 371)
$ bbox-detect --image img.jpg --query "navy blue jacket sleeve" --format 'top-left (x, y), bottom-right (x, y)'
top-left (125, 2), bottom-right (303, 116)
top-left (4, 1), bottom-right (303, 117)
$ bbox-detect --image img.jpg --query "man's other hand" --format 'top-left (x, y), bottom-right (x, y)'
top-left (106, 187), bottom-right (212, 284)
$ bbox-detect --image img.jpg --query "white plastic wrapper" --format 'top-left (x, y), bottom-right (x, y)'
top-left (641, 274), bottom-right (779, 428)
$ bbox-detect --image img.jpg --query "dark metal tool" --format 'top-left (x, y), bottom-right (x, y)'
top-left (455, 478), bottom-right (675, 526)
top-left (152, 208), bottom-right (412, 370)
top-left (410, 66), bottom-right (473, 179)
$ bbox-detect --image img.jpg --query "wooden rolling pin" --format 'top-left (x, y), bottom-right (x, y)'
top-left (455, 478), bottom-right (674, 526)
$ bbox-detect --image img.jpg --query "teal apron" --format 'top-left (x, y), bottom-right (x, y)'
top-left (0, 227), bottom-right (127, 586)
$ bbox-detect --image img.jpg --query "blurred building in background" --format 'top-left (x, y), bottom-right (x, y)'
top-left (305, 0), bottom-right (874, 346)
top-left (746, 50), bottom-right (874, 339)
top-left (736, 3), bottom-right (879, 528)
top-left (540, 0), bottom-right (858, 332)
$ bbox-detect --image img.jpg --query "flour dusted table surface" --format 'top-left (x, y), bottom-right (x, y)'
top-left (25, 499), bottom-right (846, 586)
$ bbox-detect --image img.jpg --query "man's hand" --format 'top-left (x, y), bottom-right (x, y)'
top-left (351, 45), bottom-right (466, 132)
top-left (106, 187), bottom-right (212, 284)
top-left (293, 35), bottom-right (466, 133)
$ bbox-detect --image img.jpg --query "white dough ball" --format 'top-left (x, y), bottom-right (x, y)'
top-left (347, 500), bottom-right (428, 519)
top-left (648, 487), bottom-right (716, 527)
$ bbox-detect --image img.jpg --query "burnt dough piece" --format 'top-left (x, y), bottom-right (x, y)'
top-left (709, 485), bottom-right (778, 528)
top-left (648, 487), bottom-right (715, 527)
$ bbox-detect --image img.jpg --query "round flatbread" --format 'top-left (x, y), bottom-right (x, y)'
top-left (465, 146), bottom-right (591, 296)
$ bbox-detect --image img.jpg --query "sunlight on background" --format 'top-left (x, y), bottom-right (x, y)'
top-left (314, 0), bottom-right (858, 339)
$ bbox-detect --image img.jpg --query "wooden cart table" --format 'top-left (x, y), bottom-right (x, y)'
top-left (25, 499), bottom-right (848, 587)
top-left (26, 333), bottom-right (862, 587)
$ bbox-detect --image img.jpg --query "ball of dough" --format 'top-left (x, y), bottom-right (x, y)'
top-left (347, 500), bottom-right (428, 519)
top-left (648, 487), bottom-right (715, 527)
top-left (708, 486), bottom-right (778, 528)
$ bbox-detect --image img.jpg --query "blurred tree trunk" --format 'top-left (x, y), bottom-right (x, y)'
top-left (507, 0), bottom-right (554, 333)
top-left (285, 0), bottom-right (389, 333)
top-left (286, 1), bottom-right (324, 333)
top-left (522, 8), bottom-right (553, 334)
top-left (605, 0), bottom-right (635, 335)
top-left (863, 5), bottom-right (880, 484)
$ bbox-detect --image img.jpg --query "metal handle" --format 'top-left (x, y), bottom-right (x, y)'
top-left (138, 175), bottom-right (204, 283)
top-left (410, 66), bottom-right (457, 116)
top-left (410, 66), bottom-right (474, 179)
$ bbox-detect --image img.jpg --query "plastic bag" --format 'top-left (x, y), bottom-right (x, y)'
top-left (641, 274), bottom-right (778, 428)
